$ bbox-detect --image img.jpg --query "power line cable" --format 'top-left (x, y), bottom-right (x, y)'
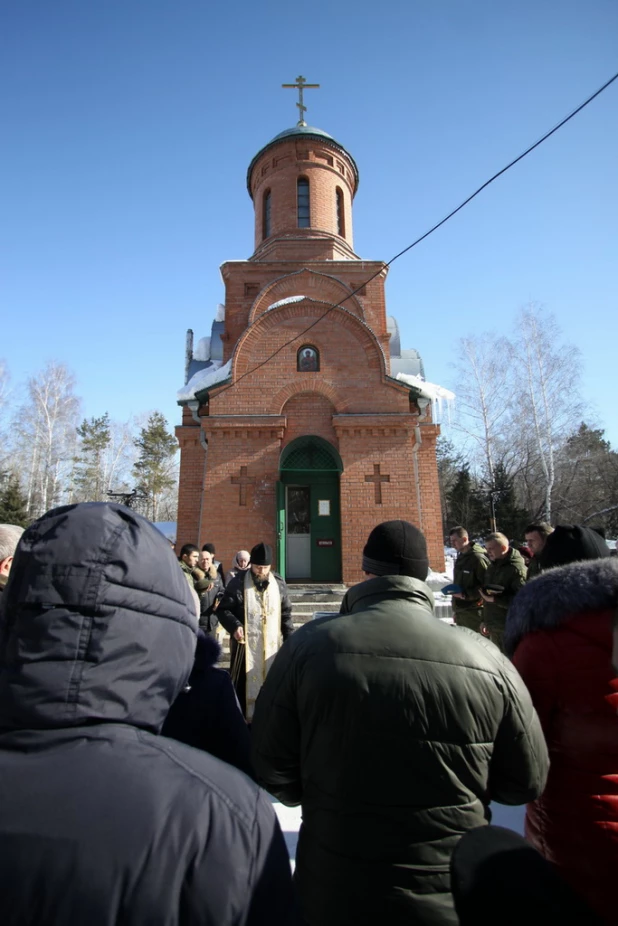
top-left (211, 69), bottom-right (618, 396)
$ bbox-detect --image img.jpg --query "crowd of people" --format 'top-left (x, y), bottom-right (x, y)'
top-left (0, 507), bottom-right (616, 925)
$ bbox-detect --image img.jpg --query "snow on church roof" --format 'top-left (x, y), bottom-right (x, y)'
top-left (177, 359), bottom-right (232, 402)
top-left (267, 294), bottom-right (307, 311)
top-left (193, 336), bottom-right (211, 361)
top-left (395, 372), bottom-right (455, 421)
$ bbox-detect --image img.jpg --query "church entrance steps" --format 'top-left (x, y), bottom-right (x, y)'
top-left (288, 584), bottom-right (346, 627)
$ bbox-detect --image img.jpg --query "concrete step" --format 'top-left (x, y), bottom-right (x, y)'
top-left (292, 600), bottom-right (341, 612)
top-left (289, 592), bottom-right (346, 604)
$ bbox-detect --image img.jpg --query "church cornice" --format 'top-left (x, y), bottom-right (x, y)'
top-left (250, 233), bottom-right (360, 262)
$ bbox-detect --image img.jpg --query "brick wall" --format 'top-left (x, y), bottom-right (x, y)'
top-left (249, 137), bottom-right (357, 254)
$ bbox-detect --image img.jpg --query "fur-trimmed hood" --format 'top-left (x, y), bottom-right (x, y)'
top-left (505, 557), bottom-right (618, 657)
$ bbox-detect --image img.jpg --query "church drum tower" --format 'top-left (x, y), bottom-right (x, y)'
top-left (176, 109), bottom-right (445, 585)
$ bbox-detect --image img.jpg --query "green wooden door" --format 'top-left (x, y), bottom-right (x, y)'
top-left (309, 474), bottom-right (341, 582)
top-left (279, 436), bottom-right (343, 583)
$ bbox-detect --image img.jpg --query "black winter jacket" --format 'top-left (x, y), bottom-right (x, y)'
top-left (162, 631), bottom-right (253, 777)
top-left (251, 574), bottom-right (548, 926)
top-left (0, 502), bottom-right (297, 926)
top-left (218, 570), bottom-right (294, 640)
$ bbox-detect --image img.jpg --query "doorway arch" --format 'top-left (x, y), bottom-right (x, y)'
top-left (277, 436), bottom-right (343, 582)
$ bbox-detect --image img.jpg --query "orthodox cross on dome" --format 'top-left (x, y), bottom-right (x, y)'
top-left (231, 466), bottom-right (255, 506)
top-left (365, 463), bottom-right (390, 505)
top-left (282, 75), bottom-right (320, 126)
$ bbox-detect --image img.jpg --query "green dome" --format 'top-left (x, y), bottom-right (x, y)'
top-left (269, 125), bottom-right (336, 143)
top-left (247, 125), bottom-right (359, 197)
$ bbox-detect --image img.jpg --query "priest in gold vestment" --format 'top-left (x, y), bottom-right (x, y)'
top-left (218, 542), bottom-right (294, 720)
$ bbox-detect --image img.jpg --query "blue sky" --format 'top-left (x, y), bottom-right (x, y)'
top-left (2, 0), bottom-right (617, 444)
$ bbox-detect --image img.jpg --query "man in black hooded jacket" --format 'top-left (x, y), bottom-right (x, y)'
top-left (0, 502), bottom-right (297, 926)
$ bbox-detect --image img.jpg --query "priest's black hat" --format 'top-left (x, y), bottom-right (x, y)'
top-left (250, 542), bottom-right (273, 566)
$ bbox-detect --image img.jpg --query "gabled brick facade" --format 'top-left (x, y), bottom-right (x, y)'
top-left (176, 124), bottom-right (444, 585)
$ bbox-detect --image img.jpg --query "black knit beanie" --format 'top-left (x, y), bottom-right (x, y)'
top-left (250, 542), bottom-right (273, 566)
top-left (362, 520), bottom-right (429, 580)
top-left (541, 525), bottom-right (610, 570)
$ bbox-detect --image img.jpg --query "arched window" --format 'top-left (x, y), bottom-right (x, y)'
top-left (263, 189), bottom-right (271, 239)
top-left (297, 345), bottom-right (319, 372)
top-left (336, 187), bottom-right (345, 236)
top-left (297, 178), bottom-right (310, 228)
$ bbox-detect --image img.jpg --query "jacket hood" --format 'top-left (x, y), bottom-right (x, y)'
top-left (0, 503), bottom-right (198, 734)
top-left (459, 543), bottom-right (488, 561)
top-left (342, 574), bottom-right (435, 615)
top-left (540, 523), bottom-right (610, 569)
top-left (191, 629), bottom-right (221, 677)
top-left (503, 546), bottom-right (525, 567)
top-left (505, 557), bottom-right (618, 657)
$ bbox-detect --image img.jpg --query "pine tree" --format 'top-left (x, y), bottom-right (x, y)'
top-left (74, 413), bottom-right (111, 502)
top-left (0, 474), bottom-right (30, 527)
top-left (132, 413), bottom-right (178, 522)
top-left (447, 465), bottom-right (487, 538)
top-left (436, 438), bottom-right (465, 535)
top-left (488, 463), bottom-right (529, 539)
top-left (554, 423), bottom-right (618, 533)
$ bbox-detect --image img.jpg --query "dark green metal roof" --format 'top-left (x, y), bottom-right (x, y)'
top-left (246, 125), bottom-right (359, 197)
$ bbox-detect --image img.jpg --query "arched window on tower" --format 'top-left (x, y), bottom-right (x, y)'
top-left (336, 187), bottom-right (345, 236)
top-left (297, 178), bottom-right (310, 228)
top-left (263, 189), bottom-right (271, 239)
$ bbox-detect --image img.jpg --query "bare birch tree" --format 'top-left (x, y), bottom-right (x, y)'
top-left (511, 305), bottom-right (584, 522)
top-left (13, 362), bottom-right (81, 517)
top-left (451, 333), bottom-right (514, 484)
top-left (0, 360), bottom-right (11, 475)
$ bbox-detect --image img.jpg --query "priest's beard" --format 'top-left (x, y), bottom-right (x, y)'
top-left (252, 574), bottom-right (269, 592)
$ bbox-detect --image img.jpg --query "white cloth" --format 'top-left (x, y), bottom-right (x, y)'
top-left (243, 571), bottom-right (281, 721)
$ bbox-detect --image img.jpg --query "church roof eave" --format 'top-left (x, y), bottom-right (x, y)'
top-left (193, 377), bottom-right (232, 404)
top-left (177, 375), bottom-right (233, 408)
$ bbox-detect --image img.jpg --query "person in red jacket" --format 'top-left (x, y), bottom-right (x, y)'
top-left (505, 525), bottom-right (617, 925)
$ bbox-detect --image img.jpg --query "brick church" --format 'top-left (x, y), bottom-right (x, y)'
top-left (176, 97), bottom-right (446, 585)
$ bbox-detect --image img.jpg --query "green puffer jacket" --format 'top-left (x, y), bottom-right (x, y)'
top-left (452, 543), bottom-right (489, 612)
top-left (251, 575), bottom-right (548, 926)
top-left (483, 547), bottom-right (527, 631)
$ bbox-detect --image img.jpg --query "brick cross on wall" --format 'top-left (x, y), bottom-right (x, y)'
top-left (365, 463), bottom-right (390, 504)
top-left (231, 466), bottom-right (255, 506)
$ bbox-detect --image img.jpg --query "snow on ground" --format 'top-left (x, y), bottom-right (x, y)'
top-left (427, 558), bottom-right (455, 621)
top-left (273, 800), bottom-right (525, 870)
